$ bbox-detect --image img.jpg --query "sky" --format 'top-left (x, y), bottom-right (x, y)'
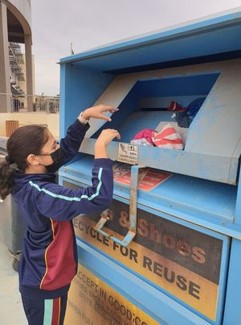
top-left (31, 0), bottom-right (241, 96)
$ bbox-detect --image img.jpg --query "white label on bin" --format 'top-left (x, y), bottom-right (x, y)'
top-left (117, 143), bottom-right (138, 164)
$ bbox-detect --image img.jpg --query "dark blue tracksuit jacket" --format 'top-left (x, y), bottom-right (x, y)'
top-left (12, 119), bottom-right (113, 299)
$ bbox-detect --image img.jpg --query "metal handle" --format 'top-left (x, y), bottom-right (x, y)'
top-left (94, 165), bottom-right (140, 247)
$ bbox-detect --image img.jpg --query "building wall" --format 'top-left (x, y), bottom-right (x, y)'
top-left (8, 0), bottom-right (31, 27)
top-left (0, 0), bottom-right (33, 112)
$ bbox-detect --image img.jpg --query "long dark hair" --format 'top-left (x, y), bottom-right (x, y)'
top-left (0, 125), bottom-right (49, 200)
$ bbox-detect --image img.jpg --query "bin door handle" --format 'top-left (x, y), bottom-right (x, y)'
top-left (94, 165), bottom-right (140, 247)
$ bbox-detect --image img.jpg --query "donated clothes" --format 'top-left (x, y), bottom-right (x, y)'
top-left (131, 124), bottom-right (184, 150)
top-left (167, 101), bottom-right (185, 112)
top-left (152, 124), bottom-right (183, 149)
top-left (174, 98), bottom-right (205, 128)
top-left (131, 128), bottom-right (157, 146)
top-left (129, 97), bottom-right (205, 149)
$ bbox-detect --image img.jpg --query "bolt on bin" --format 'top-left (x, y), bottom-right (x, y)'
top-left (58, 8), bottom-right (241, 325)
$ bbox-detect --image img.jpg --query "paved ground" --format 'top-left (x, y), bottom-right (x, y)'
top-left (0, 232), bottom-right (26, 325)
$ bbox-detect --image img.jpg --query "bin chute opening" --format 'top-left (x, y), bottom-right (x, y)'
top-left (91, 73), bottom-right (220, 145)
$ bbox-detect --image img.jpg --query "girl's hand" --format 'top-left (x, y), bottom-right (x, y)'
top-left (95, 129), bottom-right (121, 159)
top-left (81, 104), bottom-right (119, 122)
top-left (96, 129), bottom-right (121, 146)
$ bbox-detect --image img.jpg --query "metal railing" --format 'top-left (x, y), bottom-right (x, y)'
top-left (0, 94), bottom-right (60, 113)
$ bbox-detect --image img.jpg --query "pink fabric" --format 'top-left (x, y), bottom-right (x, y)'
top-left (132, 128), bottom-right (157, 145)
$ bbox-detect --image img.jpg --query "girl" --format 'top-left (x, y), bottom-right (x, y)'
top-left (0, 104), bottom-right (120, 325)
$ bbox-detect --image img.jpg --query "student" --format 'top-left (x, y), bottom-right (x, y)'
top-left (0, 104), bottom-right (120, 325)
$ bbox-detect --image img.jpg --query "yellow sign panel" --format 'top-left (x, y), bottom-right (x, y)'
top-left (65, 264), bottom-right (160, 325)
top-left (73, 215), bottom-right (220, 321)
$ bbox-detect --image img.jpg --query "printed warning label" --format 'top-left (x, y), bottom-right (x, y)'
top-left (117, 143), bottom-right (138, 164)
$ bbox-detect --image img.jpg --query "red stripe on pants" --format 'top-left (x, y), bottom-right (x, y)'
top-left (52, 297), bottom-right (60, 325)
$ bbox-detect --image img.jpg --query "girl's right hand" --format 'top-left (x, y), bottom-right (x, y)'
top-left (94, 129), bottom-right (121, 159)
top-left (96, 129), bottom-right (121, 146)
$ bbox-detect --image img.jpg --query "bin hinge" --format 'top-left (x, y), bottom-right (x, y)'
top-left (94, 165), bottom-right (141, 247)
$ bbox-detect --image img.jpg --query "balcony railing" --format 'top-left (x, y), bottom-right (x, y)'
top-left (0, 94), bottom-right (59, 113)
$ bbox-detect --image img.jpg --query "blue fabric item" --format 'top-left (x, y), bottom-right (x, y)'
top-left (175, 111), bottom-right (190, 128)
top-left (12, 119), bottom-right (114, 299)
top-left (187, 97), bottom-right (205, 120)
top-left (175, 97), bottom-right (205, 127)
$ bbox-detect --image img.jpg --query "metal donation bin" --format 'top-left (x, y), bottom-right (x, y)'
top-left (59, 9), bottom-right (241, 325)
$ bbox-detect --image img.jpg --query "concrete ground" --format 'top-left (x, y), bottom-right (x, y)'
top-left (0, 232), bottom-right (26, 325)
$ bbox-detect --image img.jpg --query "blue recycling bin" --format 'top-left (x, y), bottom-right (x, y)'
top-left (58, 10), bottom-right (241, 325)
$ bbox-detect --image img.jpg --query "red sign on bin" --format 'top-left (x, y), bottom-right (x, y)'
top-left (113, 163), bottom-right (172, 191)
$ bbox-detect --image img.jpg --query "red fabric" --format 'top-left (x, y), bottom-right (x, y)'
top-left (40, 220), bottom-right (76, 290)
top-left (52, 297), bottom-right (61, 325)
top-left (167, 101), bottom-right (185, 111)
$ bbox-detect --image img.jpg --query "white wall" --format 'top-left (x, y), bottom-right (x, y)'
top-left (0, 113), bottom-right (59, 138)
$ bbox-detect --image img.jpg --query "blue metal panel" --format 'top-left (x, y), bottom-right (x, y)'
top-left (59, 158), bottom-right (236, 224)
top-left (133, 74), bottom-right (219, 97)
top-left (222, 173), bottom-right (241, 325)
top-left (222, 239), bottom-right (241, 325)
top-left (79, 137), bottom-right (239, 184)
top-left (59, 63), bottom-right (114, 137)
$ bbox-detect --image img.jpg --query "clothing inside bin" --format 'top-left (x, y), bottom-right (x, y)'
top-left (173, 97), bottom-right (205, 128)
top-left (131, 124), bottom-right (184, 150)
top-left (125, 98), bottom-right (205, 149)
top-left (131, 128), bottom-right (157, 146)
